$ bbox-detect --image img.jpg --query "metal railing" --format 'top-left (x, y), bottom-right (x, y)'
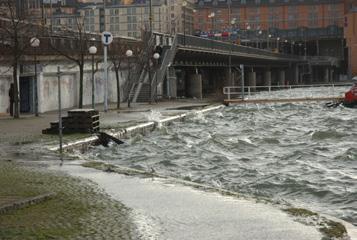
top-left (150, 34), bottom-right (178, 101)
top-left (176, 34), bottom-right (303, 62)
top-left (223, 83), bottom-right (352, 100)
top-left (126, 33), bottom-right (156, 103)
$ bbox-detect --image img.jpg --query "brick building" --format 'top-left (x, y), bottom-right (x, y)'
top-left (194, 0), bottom-right (351, 81)
top-left (344, 0), bottom-right (357, 76)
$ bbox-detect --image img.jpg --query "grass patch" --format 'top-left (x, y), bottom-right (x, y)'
top-left (284, 208), bottom-right (318, 217)
top-left (284, 207), bottom-right (348, 239)
top-left (320, 220), bottom-right (347, 239)
top-left (0, 161), bottom-right (134, 239)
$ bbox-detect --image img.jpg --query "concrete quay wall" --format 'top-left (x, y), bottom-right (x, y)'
top-left (49, 105), bottom-right (224, 152)
top-left (0, 62), bottom-right (129, 114)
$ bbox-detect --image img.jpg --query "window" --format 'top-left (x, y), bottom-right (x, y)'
top-left (308, 5), bottom-right (318, 27)
top-left (287, 6), bottom-right (298, 28)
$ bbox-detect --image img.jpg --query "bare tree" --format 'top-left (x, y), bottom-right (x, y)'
top-left (109, 39), bottom-right (141, 109)
top-left (49, 17), bottom-right (92, 109)
top-left (0, 0), bottom-right (38, 118)
top-left (109, 46), bottom-right (124, 109)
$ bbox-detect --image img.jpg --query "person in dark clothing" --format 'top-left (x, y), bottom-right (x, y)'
top-left (9, 83), bottom-right (14, 116)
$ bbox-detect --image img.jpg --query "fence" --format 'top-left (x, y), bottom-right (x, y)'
top-left (223, 83), bottom-right (352, 100)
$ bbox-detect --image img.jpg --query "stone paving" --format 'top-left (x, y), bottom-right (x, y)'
top-left (0, 100), bottom-right (213, 240)
top-left (0, 161), bottom-right (138, 240)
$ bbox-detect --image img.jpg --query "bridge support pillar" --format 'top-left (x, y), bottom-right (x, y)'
top-left (324, 67), bottom-right (330, 83)
top-left (188, 74), bottom-right (202, 99)
top-left (264, 71), bottom-right (272, 87)
top-left (329, 68), bottom-right (335, 82)
top-left (248, 72), bottom-right (257, 92)
top-left (294, 65), bottom-right (299, 84)
top-left (279, 70), bottom-right (286, 86)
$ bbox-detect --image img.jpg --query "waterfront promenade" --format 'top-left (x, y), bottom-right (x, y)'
top-left (1, 100), bottom-right (356, 239)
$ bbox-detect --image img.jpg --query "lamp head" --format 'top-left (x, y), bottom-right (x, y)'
top-left (30, 37), bottom-right (40, 48)
top-left (89, 46), bottom-right (97, 55)
top-left (153, 53), bottom-right (160, 60)
top-left (126, 49), bottom-right (133, 57)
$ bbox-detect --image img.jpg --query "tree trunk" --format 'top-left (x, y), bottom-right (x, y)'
top-left (79, 63), bottom-right (84, 108)
top-left (13, 62), bottom-right (19, 118)
top-left (115, 67), bottom-right (120, 109)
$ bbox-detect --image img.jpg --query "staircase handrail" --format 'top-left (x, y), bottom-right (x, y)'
top-left (150, 34), bottom-right (178, 100)
top-left (125, 33), bottom-right (156, 102)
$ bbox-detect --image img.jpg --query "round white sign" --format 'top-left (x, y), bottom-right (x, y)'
top-left (102, 32), bottom-right (113, 45)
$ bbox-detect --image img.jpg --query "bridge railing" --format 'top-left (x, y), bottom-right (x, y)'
top-left (223, 83), bottom-right (352, 100)
top-left (176, 34), bottom-right (302, 61)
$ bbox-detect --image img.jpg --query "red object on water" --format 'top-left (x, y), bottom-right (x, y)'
top-left (222, 32), bottom-right (229, 37)
top-left (344, 83), bottom-right (357, 103)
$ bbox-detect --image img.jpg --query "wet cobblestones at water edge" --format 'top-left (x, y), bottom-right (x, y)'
top-left (0, 161), bottom-right (138, 240)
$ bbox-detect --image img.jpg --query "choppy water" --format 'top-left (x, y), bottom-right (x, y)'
top-left (85, 90), bottom-right (357, 226)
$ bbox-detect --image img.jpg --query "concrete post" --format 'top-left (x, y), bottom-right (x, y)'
top-left (37, 72), bottom-right (43, 113)
top-left (225, 68), bottom-right (232, 86)
top-left (248, 71), bottom-right (256, 92)
top-left (167, 67), bottom-right (177, 99)
top-left (330, 69), bottom-right (334, 82)
top-left (294, 65), bottom-right (299, 85)
top-left (188, 74), bottom-right (202, 99)
top-left (264, 70), bottom-right (271, 87)
top-left (324, 67), bottom-right (330, 83)
top-left (279, 70), bottom-right (285, 86)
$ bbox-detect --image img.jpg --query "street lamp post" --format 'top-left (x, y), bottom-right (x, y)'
top-left (258, 30), bottom-right (262, 48)
top-left (246, 25), bottom-right (251, 47)
top-left (182, 1), bottom-right (187, 45)
top-left (30, 37), bottom-right (40, 117)
top-left (276, 37), bottom-right (280, 52)
top-left (267, 34), bottom-right (272, 50)
top-left (89, 45), bottom-right (97, 109)
top-left (208, 12), bottom-right (215, 33)
top-left (153, 53), bottom-right (160, 103)
top-left (229, 18), bottom-right (236, 86)
top-left (291, 41), bottom-right (295, 54)
top-left (126, 49), bottom-right (133, 108)
top-left (149, 0), bottom-right (153, 34)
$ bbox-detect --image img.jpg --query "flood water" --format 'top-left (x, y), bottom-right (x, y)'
top-left (85, 87), bottom-right (357, 226)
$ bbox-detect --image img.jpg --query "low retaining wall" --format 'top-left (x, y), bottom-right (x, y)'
top-left (48, 105), bottom-right (224, 153)
top-left (0, 193), bottom-right (55, 215)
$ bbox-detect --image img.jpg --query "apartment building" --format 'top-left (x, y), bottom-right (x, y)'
top-left (167, 0), bottom-right (196, 34)
top-left (78, 1), bottom-right (169, 38)
top-left (344, 0), bottom-right (357, 76)
top-left (194, 0), bottom-right (349, 80)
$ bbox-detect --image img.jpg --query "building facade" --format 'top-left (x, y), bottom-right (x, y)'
top-left (194, 0), bottom-right (350, 80)
top-left (77, 1), bottom-right (169, 38)
top-left (344, 0), bottom-right (357, 76)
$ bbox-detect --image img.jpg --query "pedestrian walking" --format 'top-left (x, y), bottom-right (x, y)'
top-left (9, 83), bottom-right (14, 116)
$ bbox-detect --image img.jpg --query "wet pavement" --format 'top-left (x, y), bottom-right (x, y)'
top-left (57, 162), bottom-right (324, 240)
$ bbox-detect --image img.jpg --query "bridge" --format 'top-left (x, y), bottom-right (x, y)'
top-left (127, 32), bottom-right (335, 103)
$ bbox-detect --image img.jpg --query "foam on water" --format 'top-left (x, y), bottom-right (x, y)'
top-left (85, 88), bottom-right (357, 226)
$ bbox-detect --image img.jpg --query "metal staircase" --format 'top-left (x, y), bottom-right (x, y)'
top-left (129, 34), bottom-right (178, 103)
top-left (149, 34), bottom-right (178, 101)
top-left (125, 32), bottom-right (156, 103)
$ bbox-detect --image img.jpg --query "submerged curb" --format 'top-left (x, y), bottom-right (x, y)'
top-left (48, 104), bottom-right (224, 152)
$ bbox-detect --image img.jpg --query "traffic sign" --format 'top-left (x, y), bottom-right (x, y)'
top-left (102, 31), bottom-right (113, 45)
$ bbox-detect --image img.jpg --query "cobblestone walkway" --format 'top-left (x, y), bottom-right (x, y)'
top-left (0, 161), bottom-right (138, 239)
